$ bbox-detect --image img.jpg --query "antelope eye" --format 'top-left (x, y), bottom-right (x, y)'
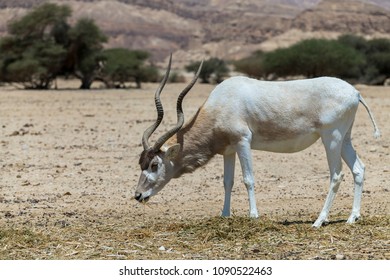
top-left (151, 162), bottom-right (158, 172)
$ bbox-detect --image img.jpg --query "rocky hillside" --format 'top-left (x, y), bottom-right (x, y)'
top-left (0, 0), bottom-right (389, 65)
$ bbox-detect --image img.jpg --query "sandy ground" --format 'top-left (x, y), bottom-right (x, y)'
top-left (0, 81), bottom-right (389, 252)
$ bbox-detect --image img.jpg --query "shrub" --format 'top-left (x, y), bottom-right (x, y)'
top-left (338, 35), bottom-right (390, 84)
top-left (100, 49), bottom-right (156, 88)
top-left (262, 39), bottom-right (365, 79)
top-left (186, 58), bottom-right (229, 83)
top-left (234, 51), bottom-right (265, 78)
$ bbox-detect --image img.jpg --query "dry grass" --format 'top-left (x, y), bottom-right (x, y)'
top-left (1, 215), bottom-right (389, 260)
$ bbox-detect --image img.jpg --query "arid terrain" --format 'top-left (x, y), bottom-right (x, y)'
top-left (0, 81), bottom-right (389, 259)
top-left (0, 0), bottom-right (389, 63)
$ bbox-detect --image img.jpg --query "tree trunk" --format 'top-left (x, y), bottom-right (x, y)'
top-left (80, 78), bottom-right (93, 89)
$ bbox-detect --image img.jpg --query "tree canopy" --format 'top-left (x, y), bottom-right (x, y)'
top-left (0, 3), bottom-right (71, 88)
top-left (67, 18), bottom-right (107, 89)
top-left (0, 3), bottom-right (156, 89)
top-left (1, 3), bottom-right (389, 88)
top-left (235, 36), bottom-right (390, 84)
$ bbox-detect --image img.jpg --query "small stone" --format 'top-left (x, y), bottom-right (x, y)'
top-left (336, 254), bottom-right (345, 260)
top-left (158, 246), bottom-right (166, 251)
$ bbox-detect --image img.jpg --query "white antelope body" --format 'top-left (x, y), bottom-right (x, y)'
top-left (135, 56), bottom-right (380, 228)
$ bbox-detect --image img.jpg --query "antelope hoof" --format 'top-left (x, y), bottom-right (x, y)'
top-left (249, 210), bottom-right (259, 218)
top-left (312, 216), bottom-right (329, 228)
top-left (346, 214), bottom-right (361, 224)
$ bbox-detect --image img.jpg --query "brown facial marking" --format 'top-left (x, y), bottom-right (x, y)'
top-left (139, 148), bottom-right (158, 170)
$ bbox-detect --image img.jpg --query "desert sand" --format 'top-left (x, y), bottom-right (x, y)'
top-left (0, 81), bottom-right (389, 259)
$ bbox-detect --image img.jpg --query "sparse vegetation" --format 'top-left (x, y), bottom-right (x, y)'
top-left (186, 58), bottom-right (229, 84)
top-left (338, 35), bottom-right (390, 84)
top-left (100, 49), bottom-right (158, 88)
top-left (263, 39), bottom-right (364, 80)
top-left (1, 216), bottom-right (389, 259)
top-left (236, 36), bottom-right (390, 85)
top-left (1, 3), bottom-right (388, 88)
top-left (234, 51), bottom-right (265, 79)
top-left (67, 17), bottom-right (107, 89)
top-left (0, 3), bottom-right (71, 89)
top-left (0, 3), bottom-right (156, 89)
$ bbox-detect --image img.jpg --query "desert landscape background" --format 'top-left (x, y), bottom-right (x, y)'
top-left (0, 0), bottom-right (389, 66)
top-left (0, 0), bottom-right (389, 260)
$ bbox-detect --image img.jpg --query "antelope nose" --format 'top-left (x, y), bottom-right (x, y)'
top-left (135, 192), bottom-right (150, 203)
top-left (134, 192), bottom-right (142, 202)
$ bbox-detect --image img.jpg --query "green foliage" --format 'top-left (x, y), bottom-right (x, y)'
top-left (100, 48), bottom-right (157, 88)
top-left (234, 51), bottom-right (265, 79)
top-left (0, 2), bottom-right (154, 90)
top-left (6, 41), bottom-right (66, 89)
top-left (0, 3), bottom-right (70, 88)
top-left (262, 39), bottom-right (364, 79)
top-left (364, 39), bottom-right (390, 84)
top-left (186, 57), bottom-right (229, 83)
top-left (7, 3), bottom-right (71, 40)
top-left (338, 35), bottom-right (390, 84)
top-left (3, 3), bottom-right (387, 88)
top-left (68, 18), bottom-right (107, 89)
top-left (338, 34), bottom-right (368, 53)
top-left (236, 35), bottom-right (390, 84)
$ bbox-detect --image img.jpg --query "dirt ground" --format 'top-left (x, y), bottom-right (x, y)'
top-left (0, 81), bottom-right (389, 259)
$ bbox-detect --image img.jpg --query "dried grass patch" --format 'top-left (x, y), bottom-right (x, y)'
top-left (1, 215), bottom-right (389, 260)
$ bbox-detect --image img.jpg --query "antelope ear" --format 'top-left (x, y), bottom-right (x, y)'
top-left (164, 143), bottom-right (181, 160)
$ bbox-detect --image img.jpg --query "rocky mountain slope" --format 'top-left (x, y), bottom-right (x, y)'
top-left (0, 0), bottom-right (389, 64)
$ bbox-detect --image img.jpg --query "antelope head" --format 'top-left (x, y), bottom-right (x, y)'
top-left (134, 55), bottom-right (203, 203)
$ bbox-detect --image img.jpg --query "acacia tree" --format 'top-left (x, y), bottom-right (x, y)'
top-left (67, 18), bottom-right (107, 89)
top-left (0, 3), bottom-right (71, 88)
top-left (0, 3), bottom-right (108, 89)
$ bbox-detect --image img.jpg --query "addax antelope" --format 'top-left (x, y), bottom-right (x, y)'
top-left (135, 55), bottom-right (380, 228)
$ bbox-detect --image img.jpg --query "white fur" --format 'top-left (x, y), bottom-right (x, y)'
top-left (136, 76), bottom-right (380, 228)
top-left (205, 76), bottom-right (379, 227)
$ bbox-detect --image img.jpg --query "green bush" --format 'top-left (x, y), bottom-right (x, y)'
top-left (234, 51), bottom-right (265, 79)
top-left (6, 41), bottom-right (66, 89)
top-left (263, 39), bottom-right (365, 79)
top-left (364, 39), bottom-right (390, 84)
top-left (338, 35), bottom-right (390, 84)
top-left (0, 3), bottom-right (71, 89)
top-left (186, 58), bottom-right (229, 83)
top-left (338, 34), bottom-right (368, 53)
top-left (236, 36), bottom-right (390, 84)
top-left (100, 48), bottom-right (157, 88)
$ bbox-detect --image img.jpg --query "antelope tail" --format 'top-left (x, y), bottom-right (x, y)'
top-left (359, 96), bottom-right (381, 138)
